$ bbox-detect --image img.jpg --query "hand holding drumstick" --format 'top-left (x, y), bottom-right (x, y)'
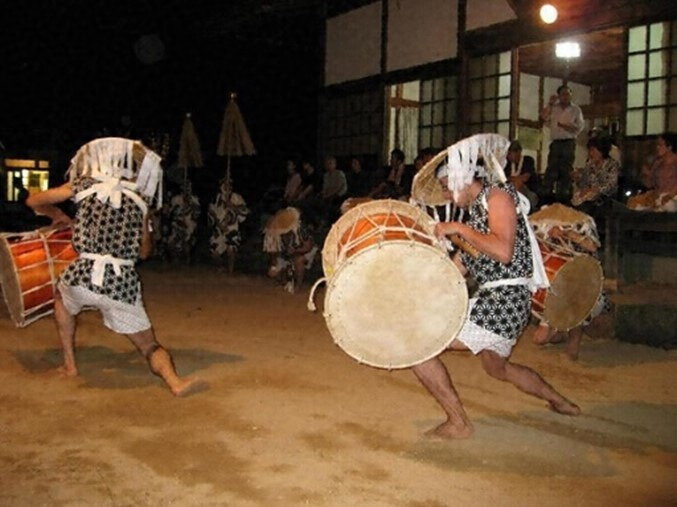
top-left (434, 222), bottom-right (480, 258)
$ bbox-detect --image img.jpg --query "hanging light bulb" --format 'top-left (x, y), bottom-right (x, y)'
top-left (540, 4), bottom-right (558, 24)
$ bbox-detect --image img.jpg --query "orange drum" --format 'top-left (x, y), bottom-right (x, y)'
top-left (532, 241), bottom-right (603, 331)
top-left (0, 228), bottom-right (78, 327)
top-left (317, 199), bottom-right (468, 369)
top-left (322, 199), bottom-right (435, 278)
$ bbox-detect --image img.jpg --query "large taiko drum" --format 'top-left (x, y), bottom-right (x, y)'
top-left (532, 241), bottom-right (603, 331)
top-left (0, 227), bottom-right (78, 327)
top-left (320, 200), bottom-right (468, 369)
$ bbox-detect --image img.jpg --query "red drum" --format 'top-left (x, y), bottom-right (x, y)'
top-left (0, 228), bottom-right (78, 327)
top-left (532, 241), bottom-right (603, 331)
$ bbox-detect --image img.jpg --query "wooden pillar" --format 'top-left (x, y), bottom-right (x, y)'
top-left (457, 0), bottom-right (468, 139)
top-left (378, 0), bottom-right (389, 166)
top-left (316, 0), bottom-right (328, 164)
top-left (510, 48), bottom-right (519, 141)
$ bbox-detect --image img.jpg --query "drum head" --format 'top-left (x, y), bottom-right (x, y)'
top-left (0, 235), bottom-right (24, 325)
top-left (322, 199), bottom-right (435, 278)
top-left (543, 254), bottom-right (603, 330)
top-left (324, 241), bottom-right (468, 369)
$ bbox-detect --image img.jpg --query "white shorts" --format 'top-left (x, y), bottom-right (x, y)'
top-left (452, 298), bottom-right (517, 358)
top-left (57, 283), bottom-right (151, 335)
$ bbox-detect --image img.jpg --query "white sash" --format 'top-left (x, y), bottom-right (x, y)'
top-left (80, 252), bottom-right (135, 287)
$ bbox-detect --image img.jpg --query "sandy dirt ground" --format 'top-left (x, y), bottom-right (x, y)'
top-left (0, 264), bottom-right (675, 506)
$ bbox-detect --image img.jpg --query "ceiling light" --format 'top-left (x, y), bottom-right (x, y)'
top-left (556, 42), bottom-right (580, 59)
top-left (540, 4), bottom-right (558, 24)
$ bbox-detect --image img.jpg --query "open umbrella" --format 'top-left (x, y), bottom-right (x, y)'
top-left (217, 92), bottom-right (256, 182)
top-left (177, 113), bottom-right (203, 189)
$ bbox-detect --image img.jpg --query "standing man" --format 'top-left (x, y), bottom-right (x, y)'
top-left (26, 138), bottom-right (205, 396)
top-left (540, 85), bottom-right (585, 203)
top-left (411, 135), bottom-right (579, 439)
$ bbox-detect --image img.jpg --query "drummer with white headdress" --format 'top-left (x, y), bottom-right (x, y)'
top-left (263, 206), bottom-right (318, 294)
top-left (26, 137), bottom-right (205, 397)
top-left (410, 134), bottom-right (580, 439)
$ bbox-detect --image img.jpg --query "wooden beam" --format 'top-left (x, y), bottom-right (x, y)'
top-left (388, 97), bottom-right (420, 108)
top-left (465, 1), bottom-right (673, 56)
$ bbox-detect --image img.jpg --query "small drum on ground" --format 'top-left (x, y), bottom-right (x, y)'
top-left (0, 227), bottom-right (78, 327)
top-left (532, 241), bottom-right (603, 331)
top-left (320, 199), bottom-right (468, 369)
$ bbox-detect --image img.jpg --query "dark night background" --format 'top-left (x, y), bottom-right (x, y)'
top-left (0, 0), bottom-right (324, 201)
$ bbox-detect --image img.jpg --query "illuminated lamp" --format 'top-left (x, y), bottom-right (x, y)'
top-left (540, 4), bottom-right (558, 24)
top-left (555, 42), bottom-right (581, 59)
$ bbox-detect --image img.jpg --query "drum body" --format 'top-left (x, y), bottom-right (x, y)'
top-left (321, 200), bottom-right (467, 369)
top-left (0, 228), bottom-right (78, 327)
top-left (532, 242), bottom-right (603, 331)
top-left (322, 199), bottom-right (435, 278)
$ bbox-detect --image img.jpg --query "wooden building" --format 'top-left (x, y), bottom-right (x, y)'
top-left (319, 0), bottom-right (676, 181)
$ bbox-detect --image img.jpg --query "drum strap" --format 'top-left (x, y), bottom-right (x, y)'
top-left (480, 277), bottom-right (530, 290)
top-left (80, 252), bottom-right (135, 287)
top-left (75, 177), bottom-right (148, 216)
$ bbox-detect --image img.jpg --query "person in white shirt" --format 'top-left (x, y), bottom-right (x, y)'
top-left (540, 85), bottom-right (585, 203)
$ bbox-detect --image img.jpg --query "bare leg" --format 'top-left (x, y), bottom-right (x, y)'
top-left (412, 357), bottom-right (474, 439)
top-left (564, 326), bottom-right (583, 361)
top-left (54, 291), bottom-right (78, 377)
top-left (127, 328), bottom-right (207, 397)
top-left (293, 255), bottom-right (306, 287)
top-left (226, 248), bottom-right (235, 275)
top-left (479, 350), bottom-right (580, 415)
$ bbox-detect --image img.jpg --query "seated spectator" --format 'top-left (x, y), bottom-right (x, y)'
top-left (283, 158), bottom-right (302, 204)
top-left (296, 159), bottom-right (321, 202)
top-left (370, 148), bottom-right (407, 199)
top-left (641, 132), bottom-right (677, 195)
top-left (572, 135), bottom-right (620, 208)
top-left (321, 155), bottom-right (348, 221)
top-left (346, 156), bottom-right (371, 197)
top-left (504, 140), bottom-right (538, 209)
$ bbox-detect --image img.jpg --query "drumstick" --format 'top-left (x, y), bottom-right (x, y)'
top-left (450, 234), bottom-right (480, 258)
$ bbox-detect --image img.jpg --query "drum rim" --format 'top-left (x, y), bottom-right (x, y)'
top-left (321, 199), bottom-right (436, 278)
top-left (0, 235), bottom-right (24, 325)
top-left (324, 240), bottom-right (468, 369)
top-left (542, 254), bottom-right (603, 331)
top-left (0, 228), bottom-right (76, 327)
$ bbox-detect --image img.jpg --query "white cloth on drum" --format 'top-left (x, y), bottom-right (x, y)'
top-left (453, 298), bottom-right (517, 358)
top-left (58, 283), bottom-right (151, 334)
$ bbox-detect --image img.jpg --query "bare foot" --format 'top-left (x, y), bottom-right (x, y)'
top-left (424, 421), bottom-right (474, 440)
top-left (548, 398), bottom-right (581, 416)
top-left (56, 365), bottom-right (78, 377)
top-left (532, 325), bottom-right (553, 345)
top-left (172, 378), bottom-right (209, 398)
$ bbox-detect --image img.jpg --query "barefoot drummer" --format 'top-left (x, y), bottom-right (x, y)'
top-left (26, 138), bottom-right (206, 397)
top-left (412, 134), bottom-right (580, 439)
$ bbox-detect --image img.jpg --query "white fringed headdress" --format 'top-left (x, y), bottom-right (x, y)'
top-left (436, 134), bottom-right (510, 200)
top-left (66, 137), bottom-right (163, 211)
